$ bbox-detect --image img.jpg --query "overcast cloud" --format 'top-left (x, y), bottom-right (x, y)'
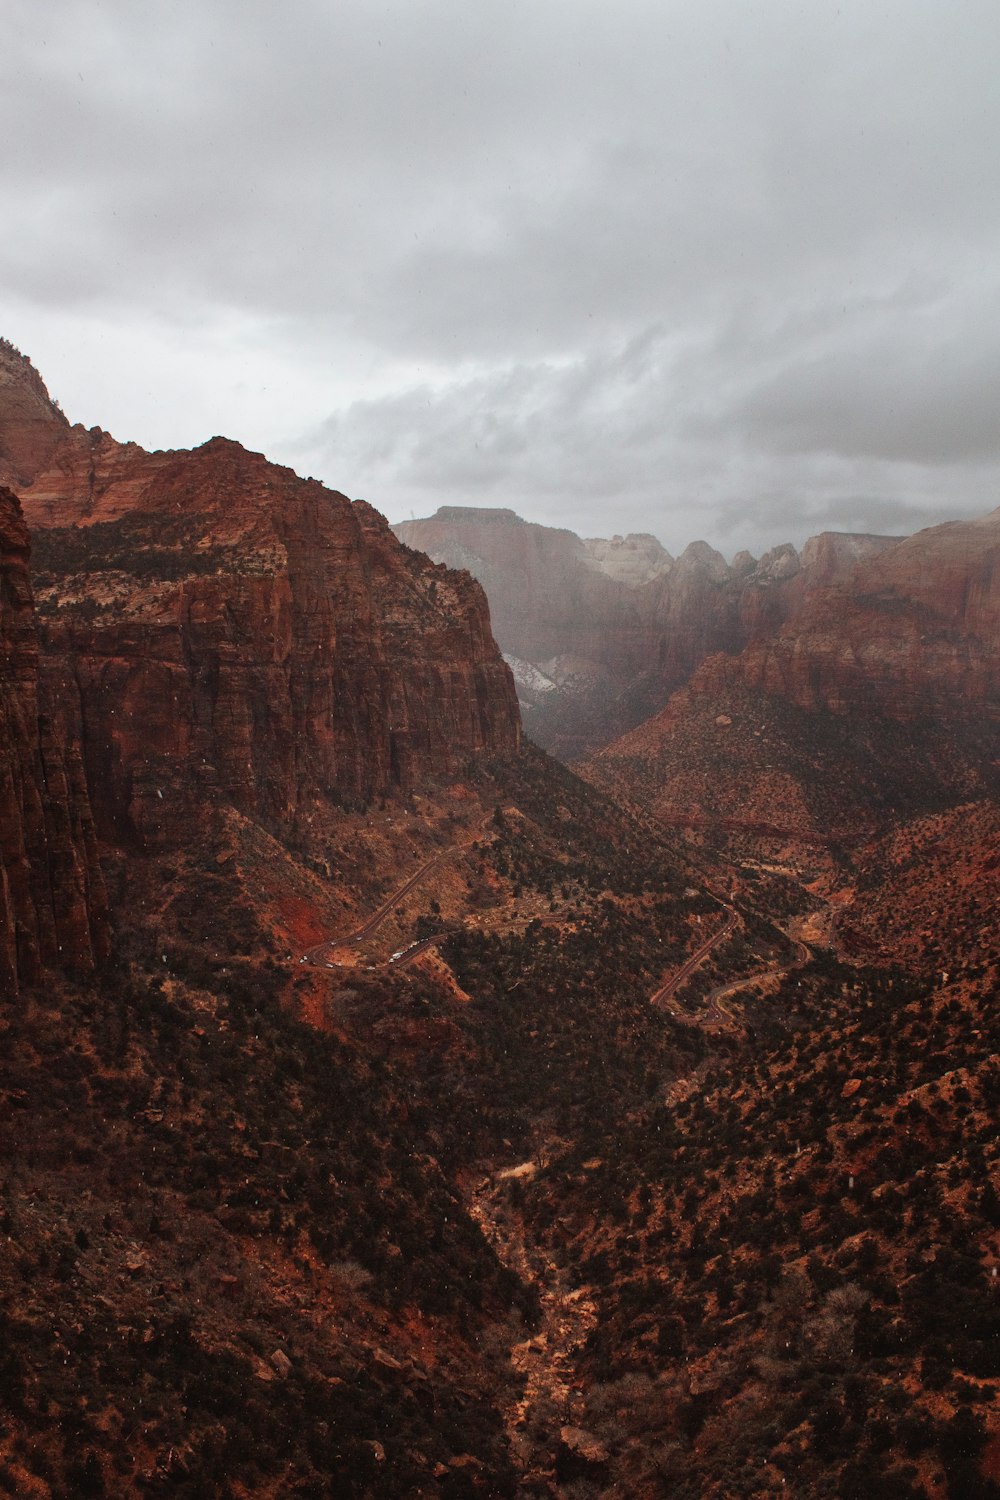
top-left (3, 0), bottom-right (999, 554)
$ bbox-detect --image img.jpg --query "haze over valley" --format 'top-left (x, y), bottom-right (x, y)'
top-left (0, 340), bottom-right (997, 1498)
top-left (4, 1), bottom-right (1000, 1493)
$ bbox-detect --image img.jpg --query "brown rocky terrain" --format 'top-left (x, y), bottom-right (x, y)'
top-left (0, 339), bottom-right (71, 490)
top-left (836, 800), bottom-right (1000, 975)
top-left (0, 348), bottom-right (519, 856)
top-left (2, 340), bottom-right (999, 1498)
top-left (0, 347), bottom-right (532, 1495)
top-left (732, 507), bottom-right (1000, 718)
top-left (504, 949), bottom-right (1000, 1499)
top-left (0, 486), bottom-right (108, 993)
top-left (583, 504), bottom-right (1000, 869)
top-left (405, 751), bottom-right (1000, 1499)
top-left (551, 502), bottom-right (1000, 1494)
top-left (394, 504), bottom-right (904, 757)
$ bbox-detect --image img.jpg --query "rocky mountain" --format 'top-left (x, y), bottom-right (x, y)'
top-left (0, 346), bottom-right (534, 1493)
top-left (0, 346), bottom-right (519, 856)
top-left (2, 341), bottom-right (999, 1497)
top-left (583, 504), bottom-right (1000, 862)
top-left (0, 485), bottom-right (108, 993)
top-left (733, 506), bottom-right (1000, 717)
top-left (393, 506), bottom-right (716, 755)
top-left (580, 530), bottom-right (674, 586)
top-left (393, 504), bottom-right (904, 757)
top-left (0, 338), bottom-right (71, 489)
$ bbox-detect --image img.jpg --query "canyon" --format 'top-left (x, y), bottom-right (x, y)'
top-left (0, 340), bottom-right (519, 987)
top-left (393, 504), bottom-right (908, 757)
top-left (580, 505), bottom-right (1000, 868)
top-left (1, 342), bottom-right (998, 1498)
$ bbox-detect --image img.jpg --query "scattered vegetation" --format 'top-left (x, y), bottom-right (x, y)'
top-left (31, 513), bottom-right (231, 587)
top-left (3, 732), bottom-right (998, 1496)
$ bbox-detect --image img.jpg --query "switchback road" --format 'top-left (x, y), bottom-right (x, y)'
top-left (649, 911), bottom-right (739, 1014)
top-left (302, 850), bottom-right (448, 965)
top-left (301, 820), bottom-right (493, 967)
top-left (658, 931), bottom-right (812, 1031)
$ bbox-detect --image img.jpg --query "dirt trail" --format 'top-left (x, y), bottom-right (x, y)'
top-left (469, 1167), bottom-right (597, 1491)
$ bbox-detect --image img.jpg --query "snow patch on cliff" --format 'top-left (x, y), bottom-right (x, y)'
top-left (503, 653), bottom-right (558, 696)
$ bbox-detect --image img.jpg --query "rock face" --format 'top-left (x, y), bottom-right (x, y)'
top-left (394, 508), bottom-right (637, 668)
top-left (730, 508), bottom-right (1000, 718)
top-left (393, 506), bottom-right (906, 756)
top-left (0, 487), bottom-right (108, 992)
top-left (583, 507), bottom-right (1000, 843)
top-left (1, 350), bottom-right (520, 862)
top-left (0, 339), bottom-right (71, 489)
top-left (581, 532), bottom-right (673, 586)
top-left (393, 508), bottom-right (740, 754)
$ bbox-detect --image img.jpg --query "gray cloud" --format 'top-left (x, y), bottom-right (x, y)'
top-left (2, 0), bottom-right (999, 553)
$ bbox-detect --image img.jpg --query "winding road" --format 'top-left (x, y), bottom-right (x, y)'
top-left (649, 910), bottom-right (739, 1013)
top-left (301, 819), bottom-right (496, 967)
top-left (302, 850), bottom-right (448, 965)
top-left (651, 911), bottom-right (812, 1031)
top-left (300, 816), bottom-right (813, 1041)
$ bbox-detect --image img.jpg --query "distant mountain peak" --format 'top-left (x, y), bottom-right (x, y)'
top-left (676, 539), bottom-right (730, 581)
top-left (582, 532), bottom-right (674, 586)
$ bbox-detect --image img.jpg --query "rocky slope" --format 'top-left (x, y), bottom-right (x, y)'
top-left (583, 505), bottom-right (1000, 864)
top-left (0, 349), bottom-right (519, 855)
top-left (734, 506), bottom-right (1000, 717)
top-left (4, 339), bottom-right (999, 1497)
top-left (393, 504), bottom-right (904, 756)
top-left (0, 486), bottom-right (108, 993)
top-left (0, 338), bottom-right (71, 489)
top-left (508, 950), bottom-right (1000, 1499)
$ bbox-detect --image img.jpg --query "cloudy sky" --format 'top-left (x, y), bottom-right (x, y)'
top-left (3, 0), bottom-right (999, 555)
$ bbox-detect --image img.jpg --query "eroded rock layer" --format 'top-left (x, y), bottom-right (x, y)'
top-left (393, 505), bottom-right (906, 755)
top-left (0, 487), bottom-right (108, 991)
top-left (583, 507), bottom-right (1000, 846)
top-left (1, 349), bottom-right (520, 856)
top-left (733, 508), bottom-right (1000, 717)
top-left (0, 339), bottom-right (71, 489)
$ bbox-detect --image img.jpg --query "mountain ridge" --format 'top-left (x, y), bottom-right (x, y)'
top-left (393, 503), bottom-right (913, 755)
top-left (0, 348), bottom-right (521, 857)
top-left (2, 343), bottom-right (999, 1497)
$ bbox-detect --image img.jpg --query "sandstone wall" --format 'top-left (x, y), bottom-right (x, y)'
top-left (0, 487), bottom-right (108, 992)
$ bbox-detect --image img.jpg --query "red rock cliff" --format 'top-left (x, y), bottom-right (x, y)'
top-left (0, 340), bottom-right (71, 489)
top-left (393, 507), bottom-right (908, 756)
top-left (730, 508), bottom-right (1000, 718)
top-left (583, 507), bottom-right (1000, 845)
top-left (1, 355), bottom-right (519, 849)
top-left (0, 487), bottom-right (108, 992)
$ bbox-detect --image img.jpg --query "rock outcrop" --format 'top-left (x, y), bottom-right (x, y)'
top-left (731, 508), bottom-right (1000, 718)
top-left (583, 507), bottom-right (1000, 844)
top-left (0, 339), bottom-right (71, 490)
top-left (1, 351), bottom-right (520, 861)
top-left (581, 531), bottom-right (673, 586)
top-left (0, 487), bottom-right (108, 992)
